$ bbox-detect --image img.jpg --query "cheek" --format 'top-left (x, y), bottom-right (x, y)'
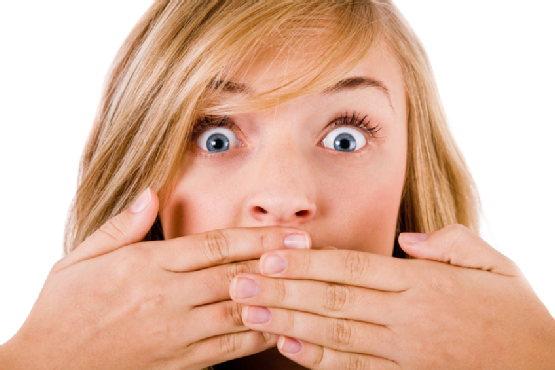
top-left (160, 168), bottom-right (244, 239)
top-left (315, 130), bottom-right (407, 255)
top-left (160, 121), bottom-right (407, 252)
top-left (316, 163), bottom-right (405, 255)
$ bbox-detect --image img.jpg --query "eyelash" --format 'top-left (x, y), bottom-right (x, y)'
top-left (191, 111), bottom-right (382, 141)
top-left (191, 115), bottom-right (235, 138)
top-left (323, 111), bottom-right (382, 138)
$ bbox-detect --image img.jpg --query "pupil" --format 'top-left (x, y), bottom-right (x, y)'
top-left (206, 133), bottom-right (230, 152)
top-left (334, 133), bottom-right (356, 152)
top-left (212, 138), bottom-right (223, 149)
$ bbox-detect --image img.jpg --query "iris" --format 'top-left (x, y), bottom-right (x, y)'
top-left (206, 133), bottom-right (230, 152)
top-left (334, 133), bottom-right (357, 151)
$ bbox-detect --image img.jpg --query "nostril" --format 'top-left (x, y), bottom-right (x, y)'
top-left (295, 210), bottom-right (310, 217)
top-left (254, 206), bottom-right (268, 214)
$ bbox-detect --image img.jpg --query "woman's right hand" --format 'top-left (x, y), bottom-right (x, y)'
top-left (0, 189), bottom-right (309, 370)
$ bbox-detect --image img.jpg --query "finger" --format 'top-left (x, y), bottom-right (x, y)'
top-left (185, 330), bottom-right (278, 369)
top-left (182, 260), bottom-right (260, 306)
top-left (277, 336), bottom-right (400, 370)
top-left (399, 224), bottom-right (520, 276)
top-left (241, 306), bottom-right (397, 361)
top-left (184, 301), bottom-right (249, 344)
top-left (258, 249), bottom-right (412, 292)
top-left (57, 188), bottom-right (158, 270)
top-left (230, 274), bottom-right (398, 326)
top-left (150, 227), bottom-right (310, 272)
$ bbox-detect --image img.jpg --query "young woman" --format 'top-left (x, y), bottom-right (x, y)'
top-left (1, 1), bottom-right (554, 369)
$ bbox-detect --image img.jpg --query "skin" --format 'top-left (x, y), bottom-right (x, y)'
top-left (0, 190), bottom-right (302, 370)
top-left (160, 43), bottom-right (408, 368)
top-left (1, 43), bottom-right (553, 370)
top-left (160, 42), bottom-right (555, 369)
top-left (232, 227), bottom-right (555, 369)
top-left (160, 42), bottom-right (408, 255)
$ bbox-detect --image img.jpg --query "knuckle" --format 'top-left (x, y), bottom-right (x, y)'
top-left (441, 224), bottom-right (468, 263)
top-left (343, 251), bottom-right (368, 283)
top-left (259, 331), bottom-right (277, 346)
top-left (347, 353), bottom-right (366, 370)
top-left (505, 257), bottom-right (522, 276)
top-left (110, 245), bottom-right (147, 279)
top-left (51, 258), bottom-right (65, 273)
top-left (311, 345), bottom-right (325, 366)
top-left (203, 230), bottom-right (231, 264)
top-left (327, 318), bottom-right (352, 348)
top-left (227, 302), bottom-right (244, 327)
top-left (239, 331), bottom-right (278, 355)
top-left (258, 230), bottom-right (272, 253)
top-left (421, 268), bottom-right (442, 293)
top-left (421, 266), bottom-right (462, 297)
top-left (220, 333), bottom-right (242, 355)
top-left (99, 218), bottom-right (127, 243)
top-left (435, 274), bottom-right (461, 296)
top-left (223, 262), bottom-right (256, 284)
top-left (448, 223), bottom-right (468, 232)
top-left (300, 250), bottom-right (312, 274)
top-left (323, 283), bottom-right (350, 313)
top-left (274, 278), bottom-right (287, 304)
top-left (283, 310), bottom-right (296, 334)
top-left (445, 224), bottom-right (469, 239)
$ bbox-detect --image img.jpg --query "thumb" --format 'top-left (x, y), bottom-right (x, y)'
top-left (398, 224), bottom-right (519, 276)
top-left (59, 188), bottom-right (159, 269)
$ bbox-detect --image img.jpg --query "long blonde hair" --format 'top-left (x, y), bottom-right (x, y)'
top-left (64, 0), bottom-right (479, 255)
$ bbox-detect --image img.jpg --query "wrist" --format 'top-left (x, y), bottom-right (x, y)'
top-left (0, 341), bottom-right (20, 370)
top-left (0, 336), bottom-right (45, 370)
top-left (532, 316), bottom-right (555, 370)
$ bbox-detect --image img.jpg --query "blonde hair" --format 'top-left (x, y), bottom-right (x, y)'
top-left (64, 0), bottom-right (479, 255)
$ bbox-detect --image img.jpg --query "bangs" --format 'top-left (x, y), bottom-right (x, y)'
top-left (190, 2), bottom-right (386, 116)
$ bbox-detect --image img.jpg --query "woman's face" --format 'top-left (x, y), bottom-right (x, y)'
top-left (160, 42), bottom-right (407, 255)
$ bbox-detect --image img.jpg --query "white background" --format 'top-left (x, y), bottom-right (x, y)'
top-left (0, 1), bottom-right (553, 344)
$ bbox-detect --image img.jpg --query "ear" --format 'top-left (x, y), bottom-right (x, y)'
top-left (398, 224), bottom-right (519, 276)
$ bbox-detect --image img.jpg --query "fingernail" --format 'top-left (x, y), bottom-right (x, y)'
top-left (130, 188), bottom-right (151, 213)
top-left (243, 306), bottom-right (271, 324)
top-left (233, 277), bottom-right (260, 299)
top-left (284, 233), bottom-right (310, 249)
top-left (261, 254), bottom-right (287, 275)
top-left (278, 336), bottom-right (302, 354)
top-left (400, 232), bottom-right (429, 245)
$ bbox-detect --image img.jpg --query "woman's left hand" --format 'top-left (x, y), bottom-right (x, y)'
top-left (230, 224), bottom-right (555, 369)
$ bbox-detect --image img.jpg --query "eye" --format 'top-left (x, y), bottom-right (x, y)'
top-left (196, 127), bottom-right (240, 152)
top-left (322, 127), bottom-right (367, 152)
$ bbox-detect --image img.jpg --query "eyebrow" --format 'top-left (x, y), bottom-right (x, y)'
top-left (210, 79), bottom-right (252, 94)
top-left (322, 76), bottom-right (391, 98)
top-left (210, 76), bottom-right (393, 107)
top-left (325, 77), bottom-right (394, 111)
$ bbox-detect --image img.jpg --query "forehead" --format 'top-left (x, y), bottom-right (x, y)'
top-left (216, 40), bottom-right (406, 114)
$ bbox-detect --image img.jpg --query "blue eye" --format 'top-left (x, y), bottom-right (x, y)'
top-left (196, 127), bottom-right (240, 152)
top-left (322, 127), bottom-right (366, 152)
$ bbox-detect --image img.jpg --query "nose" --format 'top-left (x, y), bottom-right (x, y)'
top-left (245, 146), bottom-right (317, 226)
top-left (248, 193), bottom-right (316, 225)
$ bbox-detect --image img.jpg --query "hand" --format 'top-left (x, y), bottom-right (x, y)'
top-left (230, 224), bottom-right (555, 369)
top-left (0, 189), bottom-right (311, 370)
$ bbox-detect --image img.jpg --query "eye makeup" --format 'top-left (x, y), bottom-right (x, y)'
top-left (193, 111), bottom-right (381, 139)
top-left (191, 110), bottom-right (383, 159)
top-left (191, 115), bottom-right (236, 138)
top-left (322, 111), bottom-right (382, 138)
